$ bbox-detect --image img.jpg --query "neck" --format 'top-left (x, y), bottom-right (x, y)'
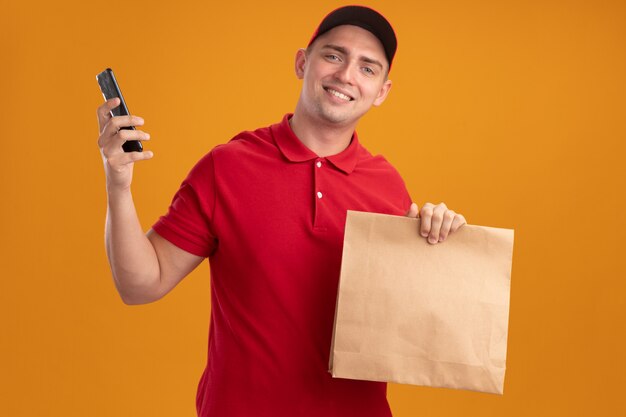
top-left (289, 106), bottom-right (357, 157)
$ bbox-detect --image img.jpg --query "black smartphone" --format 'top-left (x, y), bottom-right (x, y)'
top-left (96, 68), bottom-right (143, 152)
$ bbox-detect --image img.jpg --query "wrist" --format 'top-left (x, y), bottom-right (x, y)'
top-left (106, 183), bottom-right (132, 200)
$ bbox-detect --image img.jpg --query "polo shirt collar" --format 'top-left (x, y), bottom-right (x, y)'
top-left (272, 114), bottom-right (360, 175)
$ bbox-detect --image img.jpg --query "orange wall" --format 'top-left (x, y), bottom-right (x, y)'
top-left (1, 0), bottom-right (624, 416)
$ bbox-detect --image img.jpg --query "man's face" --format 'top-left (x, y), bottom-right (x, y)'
top-left (295, 25), bottom-right (392, 127)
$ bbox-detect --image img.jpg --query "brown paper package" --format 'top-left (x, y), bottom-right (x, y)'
top-left (329, 211), bottom-right (514, 394)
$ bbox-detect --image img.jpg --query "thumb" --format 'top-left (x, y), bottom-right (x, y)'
top-left (107, 97), bottom-right (121, 108)
top-left (405, 202), bottom-right (419, 218)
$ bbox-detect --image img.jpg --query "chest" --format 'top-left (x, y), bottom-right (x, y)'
top-left (213, 157), bottom-right (400, 238)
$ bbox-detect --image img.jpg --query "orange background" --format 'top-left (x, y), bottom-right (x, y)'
top-left (1, 0), bottom-right (624, 415)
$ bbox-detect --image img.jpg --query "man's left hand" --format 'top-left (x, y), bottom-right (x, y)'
top-left (405, 202), bottom-right (466, 244)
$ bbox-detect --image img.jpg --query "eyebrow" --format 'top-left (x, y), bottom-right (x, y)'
top-left (321, 44), bottom-right (384, 71)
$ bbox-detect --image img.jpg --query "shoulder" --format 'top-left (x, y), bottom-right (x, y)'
top-left (186, 122), bottom-right (278, 177)
top-left (356, 143), bottom-right (405, 180)
top-left (212, 124), bottom-right (277, 161)
top-left (355, 143), bottom-right (410, 194)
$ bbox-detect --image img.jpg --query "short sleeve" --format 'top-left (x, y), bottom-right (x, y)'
top-left (379, 155), bottom-right (414, 214)
top-left (402, 184), bottom-right (413, 212)
top-left (152, 151), bottom-right (218, 258)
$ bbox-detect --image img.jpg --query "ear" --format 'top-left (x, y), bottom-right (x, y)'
top-left (295, 48), bottom-right (307, 79)
top-left (373, 79), bottom-right (393, 107)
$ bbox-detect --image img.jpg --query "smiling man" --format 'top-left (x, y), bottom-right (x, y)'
top-left (290, 24), bottom-right (392, 158)
top-left (96, 5), bottom-right (465, 417)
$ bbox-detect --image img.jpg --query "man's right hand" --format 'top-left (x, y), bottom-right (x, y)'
top-left (96, 98), bottom-right (204, 305)
top-left (97, 97), bottom-right (153, 192)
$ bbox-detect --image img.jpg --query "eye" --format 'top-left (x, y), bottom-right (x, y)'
top-left (362, 66), bottom-right (375, 76)
top-left (325, 54), bottom-right (341, 62)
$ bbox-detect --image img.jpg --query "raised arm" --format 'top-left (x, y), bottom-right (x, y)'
top-left (97, 98), bottom-right (204, 304)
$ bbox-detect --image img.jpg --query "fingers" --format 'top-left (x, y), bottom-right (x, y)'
top-left (100, 130), bottom-right (153, 191)
top-left (419, 202), bottom-right (436, 239)
top-left (405, 202), bottom-right (419, 218)
top-left (98, 113), bottom-right (147, 149)
top-left (419, 202), bottom-right (466, 244)
top-left (103, 114), bottom-right (145, 137)
top-left (116, 128), bottom-right (150, 143)
top-left (450, 214), bottom-right (467, 232)
top-left (96, 97), bottom-right (120, 131)
top-left (99, 127), bottom-right (150, 154)
top-left (427, 203), bottom-right (447, 244)
top-left (438, 210), bottom-right (456, 241)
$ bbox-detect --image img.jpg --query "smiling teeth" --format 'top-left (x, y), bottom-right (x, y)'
top-left (327, 88), bottom-right (351, 101)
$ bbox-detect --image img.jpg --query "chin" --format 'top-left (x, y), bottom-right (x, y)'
top-left (314, 105), bottom-right (357, 125)
top-left (320, 113), bottom-right (350, 124)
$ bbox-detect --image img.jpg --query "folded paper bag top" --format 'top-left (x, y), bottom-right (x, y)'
top-left (329, 210), bottom-right (514, 394)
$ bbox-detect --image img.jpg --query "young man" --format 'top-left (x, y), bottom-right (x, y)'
top-left (96, 6), bottom-right (465, 417)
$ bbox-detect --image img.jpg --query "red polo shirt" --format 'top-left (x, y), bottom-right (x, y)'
top-left (153, 114), bottom-right (412, 417)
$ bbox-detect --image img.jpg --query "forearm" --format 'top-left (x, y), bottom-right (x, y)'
top-left (105, 187), bottom-right (161, 304)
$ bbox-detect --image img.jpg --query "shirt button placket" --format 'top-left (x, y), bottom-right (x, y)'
top-left (313, 158), bottom-right (327, 230)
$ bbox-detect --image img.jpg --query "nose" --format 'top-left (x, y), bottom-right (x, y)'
top-left (334, 61), bottom-right (355, 85)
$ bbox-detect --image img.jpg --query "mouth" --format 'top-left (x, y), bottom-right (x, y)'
top-left (323, 86), bottom-right (354, 102)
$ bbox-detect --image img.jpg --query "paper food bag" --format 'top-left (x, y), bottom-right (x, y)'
top-left (329, 210), bottom-right (514, 394)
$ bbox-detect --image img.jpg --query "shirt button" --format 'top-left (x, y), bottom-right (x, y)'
top-left (316, 161), bottom-right (322, 168)
top-left (317, 191), bottom-right (323, 199)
